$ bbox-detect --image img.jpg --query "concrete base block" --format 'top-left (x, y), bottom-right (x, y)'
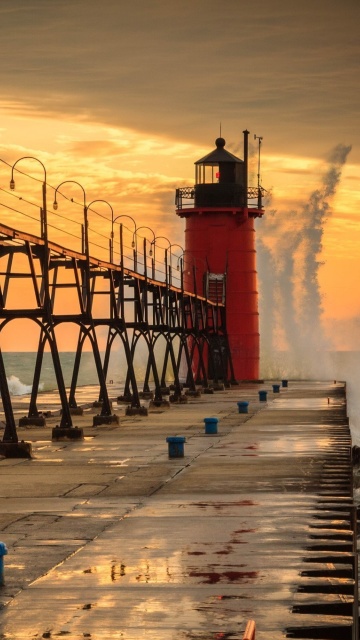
top-left (117, 395), bottom-right (133, 404)
top-left (139, 391), bottom-right (154, 400)
top-left (18, 416), bottom-right (46, 427)
top-left (160, 387), bottom-right (170, 395)
top-left (92, 400), bottom-right (113, 409)
top-left (169, 383), bottom-right (183, 391)
top-left (92, 414), bottom-right (119, 427)
top-left (69, 407), bottom-right (84, 416)
top-left (52, 426), bottom-right (84, 440)
top-left (185, 389), bottom-right (202, 397)
top-left (212, 383), bottom-right (225, 391)
top-left (126, 406), bottom-right (148, 416)
top-left (149, 399), bottom-right (171, 409)
top-left (0, 441), bottom-right (33, 458)
top-left (169, 394), bottom-right (188, 404)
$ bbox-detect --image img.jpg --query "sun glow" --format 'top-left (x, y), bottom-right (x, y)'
top-left (1, 104), bottom-right (360, 350)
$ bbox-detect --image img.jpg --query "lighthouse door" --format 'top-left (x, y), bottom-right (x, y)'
top-left (204, 272), bottom-right (226, 304)
top-left (204, 273), bottom-right (228, 380)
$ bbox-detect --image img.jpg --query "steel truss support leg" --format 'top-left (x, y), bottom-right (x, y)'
top-left (28, 331), bottom-right (46, 418)
top-left (99, 328), bottom-right (113, 400)
top-left (177, 336), bottom-right (196, 392)
top-left (195, 336), bottom-right (209, 387)
top-left (88, 325), bottom-right (112, 416)
top-left (165, 335), bottom-right (183, 396)
top-left (103, 326), bottom-right (141, 409)
top-left (142, 357), bottom-right (152, 393)
top-left (0, 347), bottom-right (33, 457)
top-left (160, 339), bottom-right (171, 388)
top-left (69, 328), bottom-right (86, 409)
top-left (0, 348), bottom-right (17, 443)
top-left (189, 335), bottom-right (207, 386)
top-left (122, 330), bottom-right (141, 409)
top-left (46, 325), bottom-right (73, 428)
top-left (146, 334), bottom-right (164, 402)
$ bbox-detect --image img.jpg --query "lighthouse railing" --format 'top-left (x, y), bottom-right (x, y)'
top-left (175, 185), bottom-right (266, 210)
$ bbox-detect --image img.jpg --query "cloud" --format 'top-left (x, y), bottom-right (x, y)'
top-left (0, 0), bottom-right (359, 161)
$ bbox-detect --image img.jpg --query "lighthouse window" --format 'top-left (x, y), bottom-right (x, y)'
top-left (199, 165), bottom-right (220, 184)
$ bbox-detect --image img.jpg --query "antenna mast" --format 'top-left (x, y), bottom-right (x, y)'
top-left (254, 134), bottom-right (263, 209)
top-left (254, 134), bottom-right (263, 189)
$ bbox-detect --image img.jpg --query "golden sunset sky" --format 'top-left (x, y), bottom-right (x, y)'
top-left (0, 0), bottom-right (359, 351)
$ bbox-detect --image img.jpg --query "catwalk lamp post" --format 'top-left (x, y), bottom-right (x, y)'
top-left (152, 235), bottom-right (172, 285)
top-left (112, 215), bottom-right (137, 270)
top-left (86, 199), bottom-right (114, 262)
top-left (254, 133), bottom-right (263, 209)
top-left (136, 226), bottom-right (156, 279)
top-left (10, 156), bottom-right (48, 243)
top-left (53, 180), bottom-right (91, 317)
top-left (176, 253), bottom-right (185, 291)
top-left (53, 180), bottom-right (88, 257)
top-left (168, 243), bottom-right (184, 286)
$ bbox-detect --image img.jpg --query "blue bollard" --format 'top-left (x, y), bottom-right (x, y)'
top-left (258, 390), bottom-right (267, 402)
top-left (0, 542), bottom-right (8, 586)
top-left (281, 379), bottom-right (288, 388)
top-left (272, 384), bottom-right (280, 393)
top-left (166, 436), bottom-right (186, 458)
top-left (204, 417), bottom-right (218, 434)
top-left (237, 401), bottom-right (249, 414)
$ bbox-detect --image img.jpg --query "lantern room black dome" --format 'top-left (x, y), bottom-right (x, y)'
top-left (195, 138), bottom-right (243, 165)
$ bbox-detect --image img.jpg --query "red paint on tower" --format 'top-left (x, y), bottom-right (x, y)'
top-left (176, 132), bottom-right (264, 381)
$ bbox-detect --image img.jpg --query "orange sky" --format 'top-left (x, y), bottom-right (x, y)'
top-left (0, 0), bottom-right (359, 351)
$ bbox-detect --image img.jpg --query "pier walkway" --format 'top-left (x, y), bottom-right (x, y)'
top-left (0, 380), bottom-right (357, 639)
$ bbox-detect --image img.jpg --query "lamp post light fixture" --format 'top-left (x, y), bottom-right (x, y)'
top-left (254, 133), bottom-right (263, 209)
top-left (86, 199), bottom-right (114, 263)
top-left (53, 180), bottom-right (88, 256)
top-left (112, 214), bottom-right (137, 271)
top-left (53, 179), bottom-right (93, 319)
top-left (176, 253), bottom-right (186, 292)
top-left (176, 253), bottom-right (184, 271)
top-left (137, 226), bottom-right (156, 279)
top-left (168, 243), bottom-right (184, 286)
top-left (136, 226), bottom-right (155, 256)
top-left (10, 156), bottom-right (48, 242)
top-left (152, 235), bottom-right (172, 285)
top-left (169, 243), bottom-right (184, 259)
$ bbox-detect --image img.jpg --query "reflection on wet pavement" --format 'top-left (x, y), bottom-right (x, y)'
top-left (0, 381), bottom-right (354, 639)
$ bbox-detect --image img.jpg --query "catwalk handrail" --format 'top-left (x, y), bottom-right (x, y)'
top-left (0, 221), bottom-right (221, 306)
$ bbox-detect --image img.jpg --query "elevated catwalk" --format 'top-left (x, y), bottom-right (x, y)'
top-left (0, 221), bottom-right (233, 453)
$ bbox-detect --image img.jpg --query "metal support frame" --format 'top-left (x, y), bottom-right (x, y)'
top-left (0, 221), bottom-right (233, 443)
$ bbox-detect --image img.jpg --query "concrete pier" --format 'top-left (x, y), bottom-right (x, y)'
top-left (0, 380), bottom-right (357, 639)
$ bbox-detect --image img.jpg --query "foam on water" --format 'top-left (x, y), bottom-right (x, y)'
top-left (7, 375), bottom-right (35, 396)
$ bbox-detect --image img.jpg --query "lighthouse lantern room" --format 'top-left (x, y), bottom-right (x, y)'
top-left (175, 130), bottom-right (264, 381)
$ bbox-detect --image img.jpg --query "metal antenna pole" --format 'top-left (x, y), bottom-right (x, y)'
top-left (254, 134), bottom-right (263, 209)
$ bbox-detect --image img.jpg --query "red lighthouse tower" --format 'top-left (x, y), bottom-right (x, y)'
top-left (176, 131), bottom-right (264, 381)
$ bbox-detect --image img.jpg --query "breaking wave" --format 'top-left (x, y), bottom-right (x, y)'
top-left (7, 375), bottom-right (43, 396)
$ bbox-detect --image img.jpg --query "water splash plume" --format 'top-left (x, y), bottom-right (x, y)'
top-left (258, 143), bottom-right (352, 378)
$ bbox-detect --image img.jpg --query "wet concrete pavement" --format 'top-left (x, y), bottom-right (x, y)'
top-left (0, 381), bottom-right (356, 639)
